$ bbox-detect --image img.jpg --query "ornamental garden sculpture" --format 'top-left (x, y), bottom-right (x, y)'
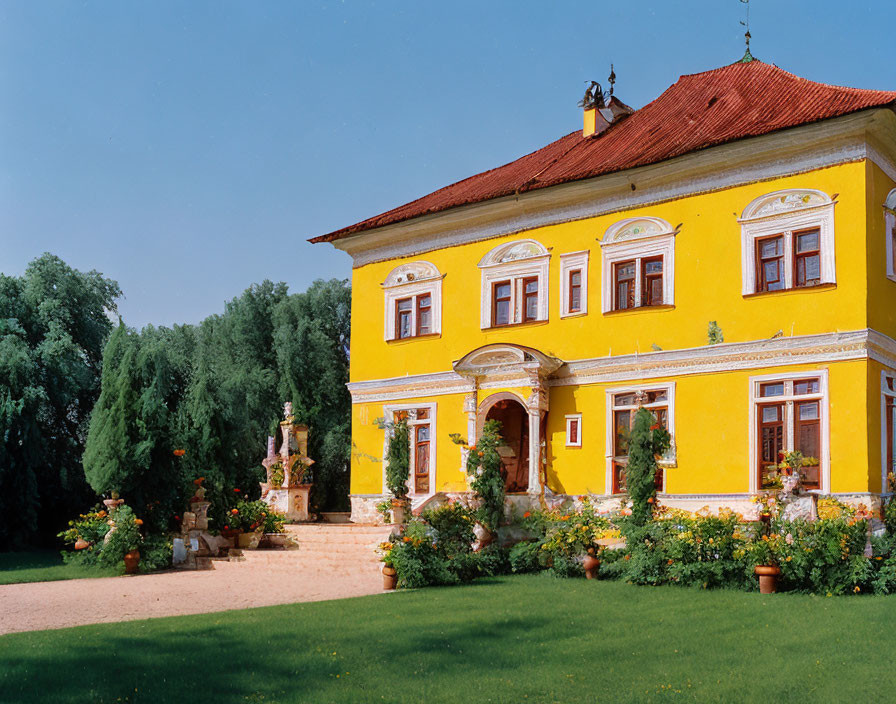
top-left (260, 401), bottom-right (315, 522)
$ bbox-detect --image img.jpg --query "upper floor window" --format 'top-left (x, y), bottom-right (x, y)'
top-left (600, 217), bottom-right (677, 313)
top-left (382, 262), bottom-right (443, 341)
top-left (478, 240), bottom-right (550, 328)
top-left (739, 189), bottom-right (836, 295)
top-left (559, 251), bottom-right (589, 317)
top-left (750, 372), bottom-right (827, 493)
top-left (885, 189), bottom-right (896, 283)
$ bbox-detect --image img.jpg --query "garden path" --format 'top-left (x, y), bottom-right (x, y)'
top-left (0, 524), bottom-right (392, 635)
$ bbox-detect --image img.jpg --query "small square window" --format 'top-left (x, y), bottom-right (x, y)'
top-left (565, 415), bottom-right (582, 448)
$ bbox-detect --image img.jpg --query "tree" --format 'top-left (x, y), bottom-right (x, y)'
top-left (0, 254), bottom-right (120, 546)
top-left (626, 408), bottom-right (672, 525)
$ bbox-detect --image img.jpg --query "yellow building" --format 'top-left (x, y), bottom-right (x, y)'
top-left (311, 59), bottom-right (896, 522)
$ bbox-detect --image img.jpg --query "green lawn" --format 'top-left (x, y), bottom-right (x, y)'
top-left (0, 551), bottom-right (117, 585)
top-left (2, 575), bottom-right (895, 703)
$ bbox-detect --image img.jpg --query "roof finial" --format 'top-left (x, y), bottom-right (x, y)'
top-left (608, 63), bottom-right (616, 98)
top-left (738, 0), bottom-right (756, 62)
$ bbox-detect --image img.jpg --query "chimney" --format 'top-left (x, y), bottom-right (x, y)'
top-left (580, 68), bottom-right (633, 138)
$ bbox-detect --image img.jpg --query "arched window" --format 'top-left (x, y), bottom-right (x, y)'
top-left (477, 239), bottom-right (550, 328)
top-left (884, 189), bottom-right (896, 282)
top-left (382, 261), bottom-right (443, 341)
top-left (738, 189), bottom-right (836, 295)
top-left (599, 217), bottom-right (677, 313)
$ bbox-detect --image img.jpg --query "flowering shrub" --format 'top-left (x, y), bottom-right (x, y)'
top-left (465, 419), bottom-right (506, 532)
top-left (59, 503), bottom-right (153, 572)
top-left (225, 498), bottom-right (285, 533)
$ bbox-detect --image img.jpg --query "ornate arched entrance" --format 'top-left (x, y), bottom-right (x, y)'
top-left (453, 344), bottom-right (564, 496)
top-left (479, 392), bottom-right (530, 492)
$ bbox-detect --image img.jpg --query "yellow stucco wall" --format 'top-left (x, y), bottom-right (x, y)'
top-left (350, 162), bottom-right (870, 384)
top-left (347, 161), bottom-right (896, 499)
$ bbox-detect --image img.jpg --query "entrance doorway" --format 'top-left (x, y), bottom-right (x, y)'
top-left (485, 397), bottom-right (529, 493)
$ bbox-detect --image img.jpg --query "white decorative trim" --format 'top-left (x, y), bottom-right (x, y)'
top-left (600, 217), bottom-right (676, 312)
top-left (738, 189), bottom-right (836, 295)
top-left (881, 370), bottom-right (896, 493)
top-left (559, 251), bottom-right (589, 317)
top-left (885, 189), bottom-right (896, 283)
top-left (565, 414), bottom-right (582, 448)
top-left (478, 240), bottom-right (550, 328)
top-left (348, 329), bottom-right (896, 403)
top-left (382, 261), bottom-right (442, 287)
top-left (382, 262), bottom-right (443, 341)
top-left (382, 402), bottom-right (437, 499)
top-left (604, 383), bottom-right (676, 494)
top-left (327, 111), bottom-right (896, 268)
top-left (747, 370), bottom-right (830, 494)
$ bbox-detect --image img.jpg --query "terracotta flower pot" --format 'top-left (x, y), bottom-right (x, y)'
top-left (124, 550), bottom-right (140, 574)
top-left (754, 564), bottom-right (781, 594)
top-left (583, 552), bottom-right (601, 580)
top-left (74, 538), bottom-right (90, 551)
top-left (382, 565), bottom-right (398, 590)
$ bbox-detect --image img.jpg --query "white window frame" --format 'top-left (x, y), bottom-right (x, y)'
top-left (738, 189), bottom-right (837, 295)
top-left (382, 262), bottom-right (443, 341)
top-left (881, 370), bottom-right (896, 493)
top-left (478, 239), bottom-right (550, 328)
top-left (565, 413), bottom-right (583, 448)
top-left (885, 189), bottom-right (896, 283)
top-left (381, 402), bottom-right (437, 498)
top-left (748, 370), bottom-right (829, 494)
top-left (604, 382), bottom-right (676, 495)
top-left (559, 251), bottom-right (589, 317)
top-left (599, 217), bottom-right (677, 313)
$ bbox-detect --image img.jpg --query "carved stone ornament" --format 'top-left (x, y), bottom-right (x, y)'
top-left (740, 189), bottom-right (832, 221)
top-left (454, 344), bottom-right (564, 378)
top-left (478, 239), bottom-right (549, 267)
top-left (602, 217), bottom-right (675, 245)
top-left (382, 261), bottom-right (441, 287)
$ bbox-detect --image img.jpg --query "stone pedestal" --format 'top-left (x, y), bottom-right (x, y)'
top-left (263, 485), bottom-right (313, 522)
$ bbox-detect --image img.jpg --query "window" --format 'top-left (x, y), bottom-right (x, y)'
top-left (882, 373), bottom-right (896, 491)
top-left (565, 414), bottom-right (582, 448)
top-left (559, 251), bottom-right (589, 317)
top-left (600, 217), bottom-right (677, 313)
top-left (383, 404), bottom-right (436, 496)
top-left (750, 373), bottom-right (827, 492)
top-left (383, 262), bottom-right (443, 341)
top-left (606, 384), bottom-right (676, 494)
top-left (739, 189), bottom-right (836, 295)
top-left (478, 239), bottom-right (550, 328)
top-left (885, 189), bottom-right (896, 283)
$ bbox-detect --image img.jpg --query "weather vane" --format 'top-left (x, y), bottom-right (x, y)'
top-left (738, 0), bottom-right (755, 62)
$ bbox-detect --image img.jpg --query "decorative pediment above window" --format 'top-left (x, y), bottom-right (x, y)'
top-left (478, 239), bottom-right (549, 268)
top-left (885, 188), bottom-right (896, 213)
top-left (453, 343), bottom-right (564, 379)
top-left (601, 217), bottom-right (677, 245)
top-left (382, 261), bottom-right (442, 288)
top-left (739, 189), bottom-right (833, 222)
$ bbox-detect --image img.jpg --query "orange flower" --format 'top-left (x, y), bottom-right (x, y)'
top-left (624, 554), bottom-right (631, 560)
top-left (233, 488), bottom-right (241, 493)
top-left (193, 478), bottom-right (204, 485)
top-left (647, 497), bottom-right (655, 504)
top-left (97, 510), bottom-right (106, 518)
top-left (173, 449), bottom-right (186, 457)
top-left (667, 559), bottom-right (673, 565)
top-left (403, 536), bottom-right (411, 543)
top-left (560, 515), bottom-right (569, 521)
top-left (523, 511), bottom-right (531, 518)
top-left (478, 451), bottom-right (484, 457)
top-left (135, 519), bottom-right (143, 526)
top-left (231, 508), bottom-right (239, 515)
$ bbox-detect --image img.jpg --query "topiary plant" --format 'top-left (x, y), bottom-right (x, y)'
top-left (465, 419), bottom-right (506, 533)
top-left (385, 416), bottom-right (411, 502)
top-left (626, 407), bottom-right (671, 525)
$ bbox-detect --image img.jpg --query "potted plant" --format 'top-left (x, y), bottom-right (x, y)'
top-left (376, 540), bottom-right (398, 590)
top-left (383, 416), bottom-right (411, 524)
top-left (583, 547), bottom-right (601, 580)
top-left (749, 530), bottom-right (784, 594)
top-left (104, 504), bottom-right (144, 574)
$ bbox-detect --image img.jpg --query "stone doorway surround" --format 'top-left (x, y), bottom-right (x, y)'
top-left (453, 343), bottom-right (565, 497)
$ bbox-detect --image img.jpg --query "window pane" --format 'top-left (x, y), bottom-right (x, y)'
top-left (762, 406), bottom-right (780, 423)
top-left (793, 379), bottom-right (819, 395)
top-left (570, 270), bottom-right (581, 286)
top-left (763, 261), bottom-right (781, 283)
top-left (418, 308), bottom-right (432, 334)
top-left (647, 390), bottom-right (668, 403)
top-left (495, 300), bottom-right (510, 325)
top-left (798, 401), bottom-right (819, 421)
top-left (617, 263), bottom-right (635, 279)
top-left (760, 382), bottom-right (785, 397)
top-left (495, 283), bottom-right (511, 299)
top-left (568, 419), bottom-right (579, 444)
top-left (614, 410), bottom-right (631, 455)
top-left (416, 424), bottom-right (430, 442)
top-left (761, 239), bottom-right (783, 258)
top-left (525, 279), bottom-right (538, 294)
top-left (644, 260), bottom-right (663, 275)
top-left (796, 232), bottom-right (819, 253)
top-left (614, 393), bottom-right (637, 407)
top-left (398, 311), bottom-right (412, 338)
top-left (804, 254), bottom-right (820, 281)
top-left (415, 408), bottom-right (429, 420)
top-left (570, 287), bottom-right (581, 311)
top-left (418, 294), bottom-right (431, 308)
top-left (396, 298), bottom-right (412, 312)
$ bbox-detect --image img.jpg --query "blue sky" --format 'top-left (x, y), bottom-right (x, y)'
top-left (2, 1), bottom-right (894, 328)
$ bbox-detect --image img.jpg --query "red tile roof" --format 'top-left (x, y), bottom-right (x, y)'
top-left (311, 60), bottom-right (896, 244)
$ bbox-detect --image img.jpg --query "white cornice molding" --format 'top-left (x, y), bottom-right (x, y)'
top-left (348, 329), bottom-right (896, 403)
top-left (330, 109), bottom-right (896, 268)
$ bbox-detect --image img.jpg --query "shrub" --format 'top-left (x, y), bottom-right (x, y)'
top-left (99, 505), bottom-right (143, 567)
top-left (626, 408), bottom-right (671, 525)
top-left (227, 498), bottom-right (285, 533)
top-left (384, 417), bottom-right (411, 502)
top-left (509, 541), bottom-right (543, 574)
top-left (465, 419), bottom-right (506, 532)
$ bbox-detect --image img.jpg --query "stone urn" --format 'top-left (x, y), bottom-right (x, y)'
top-left (382, 565), bottom-right (398, 590)
top-left (124, 550), bottom-right (140, 575)
top-left (238, 531), bottom-right (262, 550)
top-left (583, 549), bottom-right (601, 580)
top-left (754, 564), bottom-right (781, 594)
